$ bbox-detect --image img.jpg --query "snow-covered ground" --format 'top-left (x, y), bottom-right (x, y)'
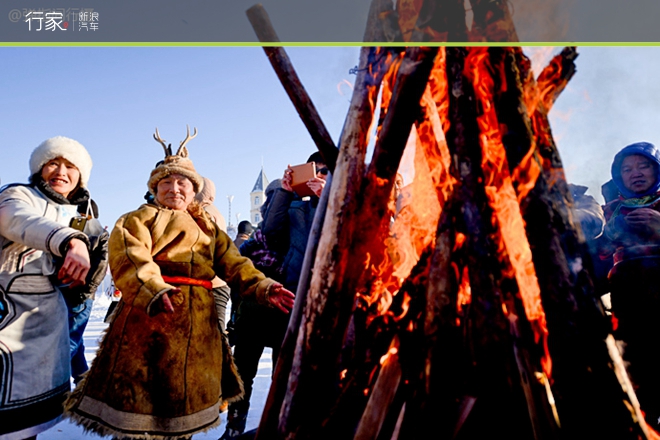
top-left (40, 288), bottom-right (273, 440)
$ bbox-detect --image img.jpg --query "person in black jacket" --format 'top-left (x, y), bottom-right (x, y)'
top-left (221, 152), bottom-right (329, 439)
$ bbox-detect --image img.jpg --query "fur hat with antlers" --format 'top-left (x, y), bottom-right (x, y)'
top-left (148, 125), bottom-right (204, 195)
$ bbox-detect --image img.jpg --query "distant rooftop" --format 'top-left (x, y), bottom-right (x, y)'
top-left (251, 167), bottom-right (269, 192)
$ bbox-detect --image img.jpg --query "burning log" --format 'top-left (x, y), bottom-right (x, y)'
top-left (534, 47), bottom-right (578, 114)
top-left (490, 46), bottom-right (650, 438)
top-left (502, 49), bottom-right (649, 438)
top-left (408, 46), bottom-right (545, 438)
top-left (254, 41), bottom-right (399, 438)
top-left (246, 4), bottom-right (339, 171)
top-left (275, 46), bottom-right (438, 440)
top-left (353, 336), bottom-right (403, 440)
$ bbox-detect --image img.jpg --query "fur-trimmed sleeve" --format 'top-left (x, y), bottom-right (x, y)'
top-left (212, 228), bottom-right (273, 306)
top-left (108, 207), bottom-right (173, 314)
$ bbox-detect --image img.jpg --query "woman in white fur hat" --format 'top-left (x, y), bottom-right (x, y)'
top-left (0, 136), bottom-right (101, 440)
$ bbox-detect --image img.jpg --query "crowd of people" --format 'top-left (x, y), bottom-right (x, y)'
top-left (1, 131), bottom-right (660, 439)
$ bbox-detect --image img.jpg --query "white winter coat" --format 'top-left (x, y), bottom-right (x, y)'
top-left (0, 184), bottom-right (89, 440)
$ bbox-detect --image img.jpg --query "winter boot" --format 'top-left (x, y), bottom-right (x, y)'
top-left (220, 407), bottom-right (248, 440)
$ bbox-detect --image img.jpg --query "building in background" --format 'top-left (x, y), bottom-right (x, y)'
top-left (250, 167), bottom-right (269, 226)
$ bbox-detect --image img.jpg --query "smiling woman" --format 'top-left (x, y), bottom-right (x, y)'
top-left (0, 136), bottom-right (105, 440)
top-left (41, 157), bottom-right (81, 198)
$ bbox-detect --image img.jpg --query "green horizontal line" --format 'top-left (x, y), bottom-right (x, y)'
top-left (1, 41), bottom-right (660, 47)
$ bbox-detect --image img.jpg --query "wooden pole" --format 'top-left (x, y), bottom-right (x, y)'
top-left (495, 46), bottom-right (650, 439)
top-left (255, 44), bottom-right (395, 439)
top-left (277, 46), bottom-right (437, 439)
top-left (353, 336), bottom-right (403, 440)
top-left (256, 1), bottom-right (404, 437)
top-left (246, 4), bottom-right (339, 171)
top-left (274, 46), bottom-right (390, 437)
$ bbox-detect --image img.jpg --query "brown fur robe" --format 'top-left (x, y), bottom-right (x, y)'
top-left (65, 203), bottom-right (275, 440)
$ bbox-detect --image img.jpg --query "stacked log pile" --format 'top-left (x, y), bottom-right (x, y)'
top-left (248, 1), bottom-right (654, 439)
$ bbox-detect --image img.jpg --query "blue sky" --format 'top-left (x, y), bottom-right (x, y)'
top-left (0, 46), bottom-right (360, 228)
top-left (1, 46), bottom-right (659, 229)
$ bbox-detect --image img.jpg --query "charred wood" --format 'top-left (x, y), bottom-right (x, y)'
top-left (535, 47), bottom-right (578, 114)
top-left (270, 45), bottom-right (396, 440)
top-left (277, 46), bottom-right (438, 440)
top-left (353, 336), bottom-right (403, 440)
top-left (499, 47), bottom-right (650, 439)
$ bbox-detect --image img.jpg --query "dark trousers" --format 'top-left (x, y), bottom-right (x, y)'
top-left (227, 303), bottom-right (289, 423)
top-left (610, 256), bottom-right (660, 431)
top-left (67, 298), bottom-right (94, 383)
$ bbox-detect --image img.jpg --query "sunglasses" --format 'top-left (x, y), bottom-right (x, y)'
top-left (317, 167), bottom-right (329, 175)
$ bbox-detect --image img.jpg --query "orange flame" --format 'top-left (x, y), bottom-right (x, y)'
top-left (457, 265), bottom-right (472, 310)
top-left (380, 346), bottom-right (399, 365)
top-left (359, 49), bottom-right (449, 328)
top-left (454, 232), bottom-right (467, 251)
top-left (465, 47), bottom-right (551, 377)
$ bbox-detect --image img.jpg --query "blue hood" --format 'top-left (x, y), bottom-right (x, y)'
top-left (611, 141), bottom-right (660, 198)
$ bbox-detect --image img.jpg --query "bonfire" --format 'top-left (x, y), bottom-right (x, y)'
top-left (244, 1), bottom-right (653, 439)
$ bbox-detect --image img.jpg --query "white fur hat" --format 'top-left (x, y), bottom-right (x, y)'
top-left (29, 136), bottom-right (93, 188)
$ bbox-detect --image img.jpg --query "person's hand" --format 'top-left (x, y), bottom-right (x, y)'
top-left (307, 176), bottom-right (326, 198)
top-left (268, 282), bottom-right (295, 314)
top-left (281, 165), bottom-right (294, 193)
top-left (625, 208), bottom-right (660, 238)
top-left (151, 287), bottom-right (180, 315)
top-left (58, 238), bottom-right (90, 288)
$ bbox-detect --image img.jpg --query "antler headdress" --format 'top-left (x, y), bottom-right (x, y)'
top-left (147, 125), bottom-right (203, 195)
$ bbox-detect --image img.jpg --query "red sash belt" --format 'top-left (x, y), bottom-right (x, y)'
top-left (162, 275), bottom-right (213, 290)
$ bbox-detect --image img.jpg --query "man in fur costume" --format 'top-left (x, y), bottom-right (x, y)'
top-left (65, 127), bottom-right (295, 440)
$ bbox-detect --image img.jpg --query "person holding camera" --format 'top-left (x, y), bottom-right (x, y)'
top-left (220, 152), bottom-right (328, 439)
top-left (260, 151), bottom-right (328, 307)
top-left (0, 136), bottom-right (102, 440)
top-left (602, 141), bottom-right (660, 431)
